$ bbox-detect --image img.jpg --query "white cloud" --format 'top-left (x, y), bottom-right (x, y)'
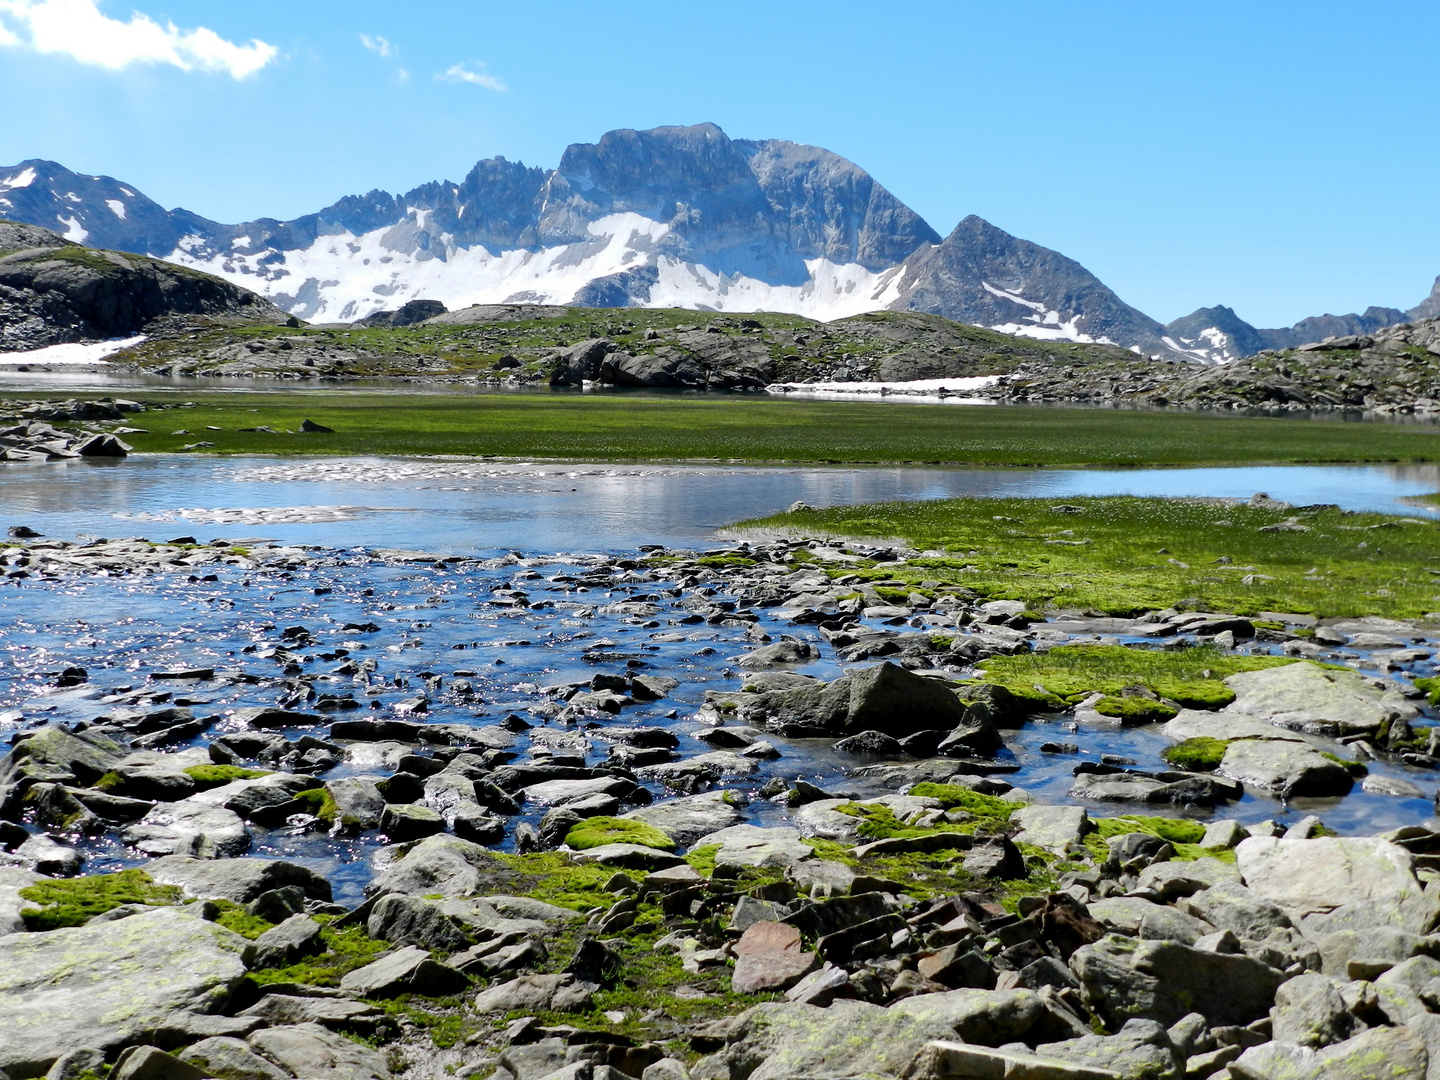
top-left (0, 0), bottom-right (277, 78)
top-left (359, 32), bottom-right (391, 58)
top-left (397, 67), bottom-right (409, 84)
top-left (438, 61), bottom-right (505, 91)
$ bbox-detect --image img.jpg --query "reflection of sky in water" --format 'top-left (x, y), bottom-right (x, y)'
top-left (0, 456), bottom-right (1436, 555)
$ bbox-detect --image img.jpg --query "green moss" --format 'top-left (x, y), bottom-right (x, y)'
top-left (183, 764), bottom-right (272, 788)
top-left (565, 816), bottom-right (676, 852)
top-left (685, 844), bottom-right (720, 876)
top-left (210, 899), bottom-right (274, 940)
top-left (1320, 751), bottom-right (1363, 771)
top-left (1093, 696), bottom-right (1178, 723)
top-left (1415, 677), bottom-right (1440, 707)
top-left (1092, 815), bottom-right (1207, 845)
top-left (908, 783), bottom-right (1018, 822)
top-left (1161, 736), bottom-right (1232, 770)
top-left (249, 917), bottom-right (389, 987)
top-left (833, 802), bottom-right (974, 843)
top-left (694, 555), bottom-right (757, 569)
top-left (976, 645), bottom-right (1291, 711)
top-left (93, 771), bottom-right (123, 792)
top-left (18, 869), bottom-right (183, 930)
top-left (490, 851), bottom-right (642, 911)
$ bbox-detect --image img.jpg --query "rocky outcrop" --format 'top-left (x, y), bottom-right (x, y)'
top-left (0, 221), bottom-right (287, 350)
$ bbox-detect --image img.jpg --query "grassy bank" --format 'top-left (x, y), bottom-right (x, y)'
top-left (97, 391), bottom-right (1440, 466)
top-left (736, 495), bottom-right (1440, 619)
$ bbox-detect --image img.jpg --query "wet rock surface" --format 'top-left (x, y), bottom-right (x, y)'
top-left (0, 531), bottom-right (1435, 1076)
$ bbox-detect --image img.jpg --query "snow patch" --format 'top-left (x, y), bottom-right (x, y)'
top-left (164, 212), bottom-right (903, 324)
top-left (1, 167), bottom-right (36, 189)
top-left (105, 199), bottom-right (127, 219)
top-left (56, 216), bottom-right (88, 243)
top-left (120, 187), bottom-right (135, 197)
top-left (232, 235), bottom-right (252, 249)
top-left (0, 335), bottom-right (145, 365)
top-left (767, 374), bottom-right (1000, 405)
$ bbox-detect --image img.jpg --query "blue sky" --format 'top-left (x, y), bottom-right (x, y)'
top-left (0, 0), bottom-right (1434, 328)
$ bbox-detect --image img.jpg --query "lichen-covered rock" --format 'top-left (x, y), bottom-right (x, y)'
top-left (1235, 836), bottom-right (1429, 919)
top-left (144, 855), bottom-right (332, 903)
top-left (1223, 663), bottom-right (1418, 737)
top-left (0, 907), bottom-right (249, 1077)
top-left (1228, 1023), bottom-right (1428, 1080)
top-left (248, 1022), bottom-right (391, 1080)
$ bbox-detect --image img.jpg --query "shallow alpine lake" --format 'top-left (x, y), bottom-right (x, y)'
top-left (2, 454), bottom-right (1438, 902)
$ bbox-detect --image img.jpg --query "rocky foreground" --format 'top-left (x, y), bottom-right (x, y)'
top-left (0, 532), bottom-right (1435, 1078)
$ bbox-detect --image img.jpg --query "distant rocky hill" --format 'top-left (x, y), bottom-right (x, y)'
top-left (0, 126), bottom-right (1431, 362)
top-left (0, 220), bottom-right (288, 349)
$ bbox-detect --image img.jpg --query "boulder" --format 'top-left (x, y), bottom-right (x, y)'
top-left (179, 1036), bottom-right (291, 1080)
top-left (472, 972), bottom-right (594, 1014)
top-left (247, 1022), bottom-right (391, 1080)
top-left (1012, 804), bottom-right (1091, 854)
top-left (121, 800), bottom-right (250, 858)
top-left (368, 834), bottom-right (515, 898)
top-left (1036, 1018), bottom-right (1182, 1080)
top-left (738, 661), bottom-right (966, 738)
top-left (1218, 740), bottom-right (1354, 798)
top-left (1069, 934), bottom-right (1285, 1028)
top-left (730, 921), bottom-right (819, 994)
top-left (366, 894), bottom-right (470, 953)
top-left (0, 868), bottom-right (40, 937)
top-left (622, 790), bottom-right (745, 846)
top-left (1182, 881), bottom-right (1294, 942)
top-left (144, 855), bottom-right (332, 902)
top-left (1235, 836), bottom-right (1429, 919)
top-left (248, 914), bottom-right (323, 969)
top-left (0, 908), bottom-right (249, 1077)
top-left (338, 945), bottom-right (468, 998)
top-left (0, 725), bottom-right (125, 789)
top-left (1223, 663), bottom-right (1418, 737)
top-left (903, 1041), bottom-right (1124, 1080)
top-left (689, 999), bottom-right (958, 1080)
top-left (888, 988), bottom-right (1045, 1045)
top-left (1228, 1024), bottom-right (1428, 1080)
top-left (321, 777), bottom-right (385, 832)
top-left (693, 824), bottom-right (814, 870)
top-left (1270, 971), bottom-right (1354, 1048)
top-left (736, 639), bottom-right (821, 668)
top-left (1134, 858), bottom-right (1241, 900)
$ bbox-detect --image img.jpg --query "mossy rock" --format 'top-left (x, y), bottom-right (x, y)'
top-left (566, 817), bottom-right (676, 852)
top-left (184, 764), bottom-right (272, 789)
top-left (18, 869), bottom-right (184, 931)
top-left (907, 783), bottom-right (1017, 822)
top-left (1416, 677), bottom-right (1440, 708)
top-left (1162, 737), bottom-right (1231, 771)
top-left (1093, 696), bottom-right (1178, 723)
top-left (1091, 815), bottom-right (1206, 845)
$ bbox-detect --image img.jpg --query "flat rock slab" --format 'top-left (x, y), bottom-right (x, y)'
top-left (248, 1022), bottom-right (391, 1080)
top-left (472, 972), bottom-right (594, 1014)
top-left (694, 824), bottom-right (814, 870)
top-left (146, 855), bottom-right (332, 902)
top-left (907, 1040), bottom-right (1122, 1080)
top-left (1219, 740), bottom-right (1353, 797)
top-left (121, 800), bottom-right (251, 859)
top-left (1236, 835), bottom-right (1425, 915)
top-left (731, 921), bottom-right (819, 993)
top-left (1223, 662), bottom-right (1418, 737)
top-left (1011, 804), bottom-right (1090, 854)
top-left (888, 988), bottom-right (1043, 1046)
top-left (1229, 1023), bottom-right (1427, 1080)
top-left (338, 945), bottom-right (467, 998)
top-left (1165, 710), bottom-right (1320, 745)
top-left (623, 790), bottom-right (745, 845)
top-left (0, 908), bottom-right (249, 1077)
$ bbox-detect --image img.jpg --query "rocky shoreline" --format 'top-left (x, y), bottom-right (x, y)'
top-left (0, 532), bottom-right (1436, 1078)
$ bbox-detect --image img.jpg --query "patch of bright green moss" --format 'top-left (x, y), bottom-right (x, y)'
top-left (1162, 737), bottom-right (1232, 770)
top-left (908, 783), bottom-right (1018, 822)
top-left (1093, 696), bottom-right (1178, 723)
top-left (18, 869), bottom-right (183, 930)
top-left (684, 844), bottom-right (719, 876)
top-left (1092, 815), bottom-right (1207, 845)
top-left (565, 817), bottom-right (676, 852)
top-left (210, 899), bottom-right (274, 940)
top-left (491, 851), bottom-right (642, 911)
top-left (183, 764), bottom-right (272, 788)
top-left (833, 802), bottom-right (973, 843)
top-left (1415, 677), bottom-right (1440, 707)
top-left (249, 917), bottom-right (389, 987)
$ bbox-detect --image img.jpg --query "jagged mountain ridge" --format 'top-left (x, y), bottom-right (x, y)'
top-left (0, 123), bottom-right (1429, 359)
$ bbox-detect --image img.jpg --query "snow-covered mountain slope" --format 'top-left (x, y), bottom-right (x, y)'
top-left (3, 123), bottom-right (1424, 361)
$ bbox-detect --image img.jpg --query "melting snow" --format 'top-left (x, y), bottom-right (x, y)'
top-left (56, 216), bottom-right (88, 243)
top-left (105, 199), bottom-right (127, 220)
top-left (1, 167), bottom-right (36, 189)
top-left (166, 212), bottom-right (904, 324)
top-left (0, 336), bottom-right (145, 365)
top-left (767, 375), bottom-right (1000, 404)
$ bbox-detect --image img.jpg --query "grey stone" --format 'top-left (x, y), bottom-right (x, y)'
top-left (321, 777), bottom-right (386, 832)
top-left (1318, 927), bottom-right (1423, 978)
top-left (622, 790), bottom-right (745, 846)
top-left (13, 834), bottom-right (82, 876)
top-left (689, 999), bottom-right (957, 1080)
top-left (736, 661), bottom-right (967, 738)
top-left (1012, 804), bottom-right (1091, 854)
top-left (1183, 881), bottom-right (1295, 941)
top-left (338, 945), bottom-right (468, 998)
top-left (695, 824), bottom-right (814, 870)
top-left (1037, 1018), bottom-right (1182, 1080)
top-left (1374, 956), bottom-right (1440, 1026)
top-left (145, 855), bottom-right (332, 903)
top-left (179, 1036), bottom-right (291, 1080)
top-left (902, 1041), bottom-right (1124, 1080)
top-left (1236, 836), bottom-right (1429, 918)
top-left (237, 994), bottom-right (384, 1030)
top-left (0, 908), bottom-right (249, 1077)
top-left (1218, 740), bottom-right (1353, 797)
top-left (473, 973), bottom-right (594, 1014)
top-left (43, 1049), bottom-right (107, 1080)
top-left (378, 802), bottom-right (445, 841)
top-left (121, 799), bottom-right (250, 858)
top-left (368, 834), bottom-right (513, 898)
top-left (1089, 897), bottom-right (1165, 937)
top-left (567, 843), bottom-right (684, 869)
top-left (366, 893), bottom-right (470, 953)
top-left (1228, 1024), bottom-right (1428, 1080)
top-left (1137, 905), bottom-right (1215, 946)
top-left (111, 1046), bottom-right (207, 1080)
top-left (0, 725), bottom-right (125, 788)
top-left (641, 1060), bottom-right (691, 1080)
top-left (736, 639), bottom-right (820, 668)
top-left (1223, 663), bottom-right (1419, 737)
top-left (1200, 820), bottom-right (1248, 848)
top-left (248, 1022), bottom-right (391, 1079)
top-left (888, 988), bottom-right (1045, 1045)
top-left (1135, 858), bottom-right (1241, 900)
top-left (1069, 934), bottom-right (1285, 1028)
top-left (249, 914), bottom-right (323, 969)
top-left (635, 751), bottom-right (759, 784)
top-left (1270, 971), bottom-right (1354, 1048)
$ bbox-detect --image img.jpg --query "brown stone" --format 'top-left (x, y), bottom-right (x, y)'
top-left (730, 920), bottom-right (819, 994)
